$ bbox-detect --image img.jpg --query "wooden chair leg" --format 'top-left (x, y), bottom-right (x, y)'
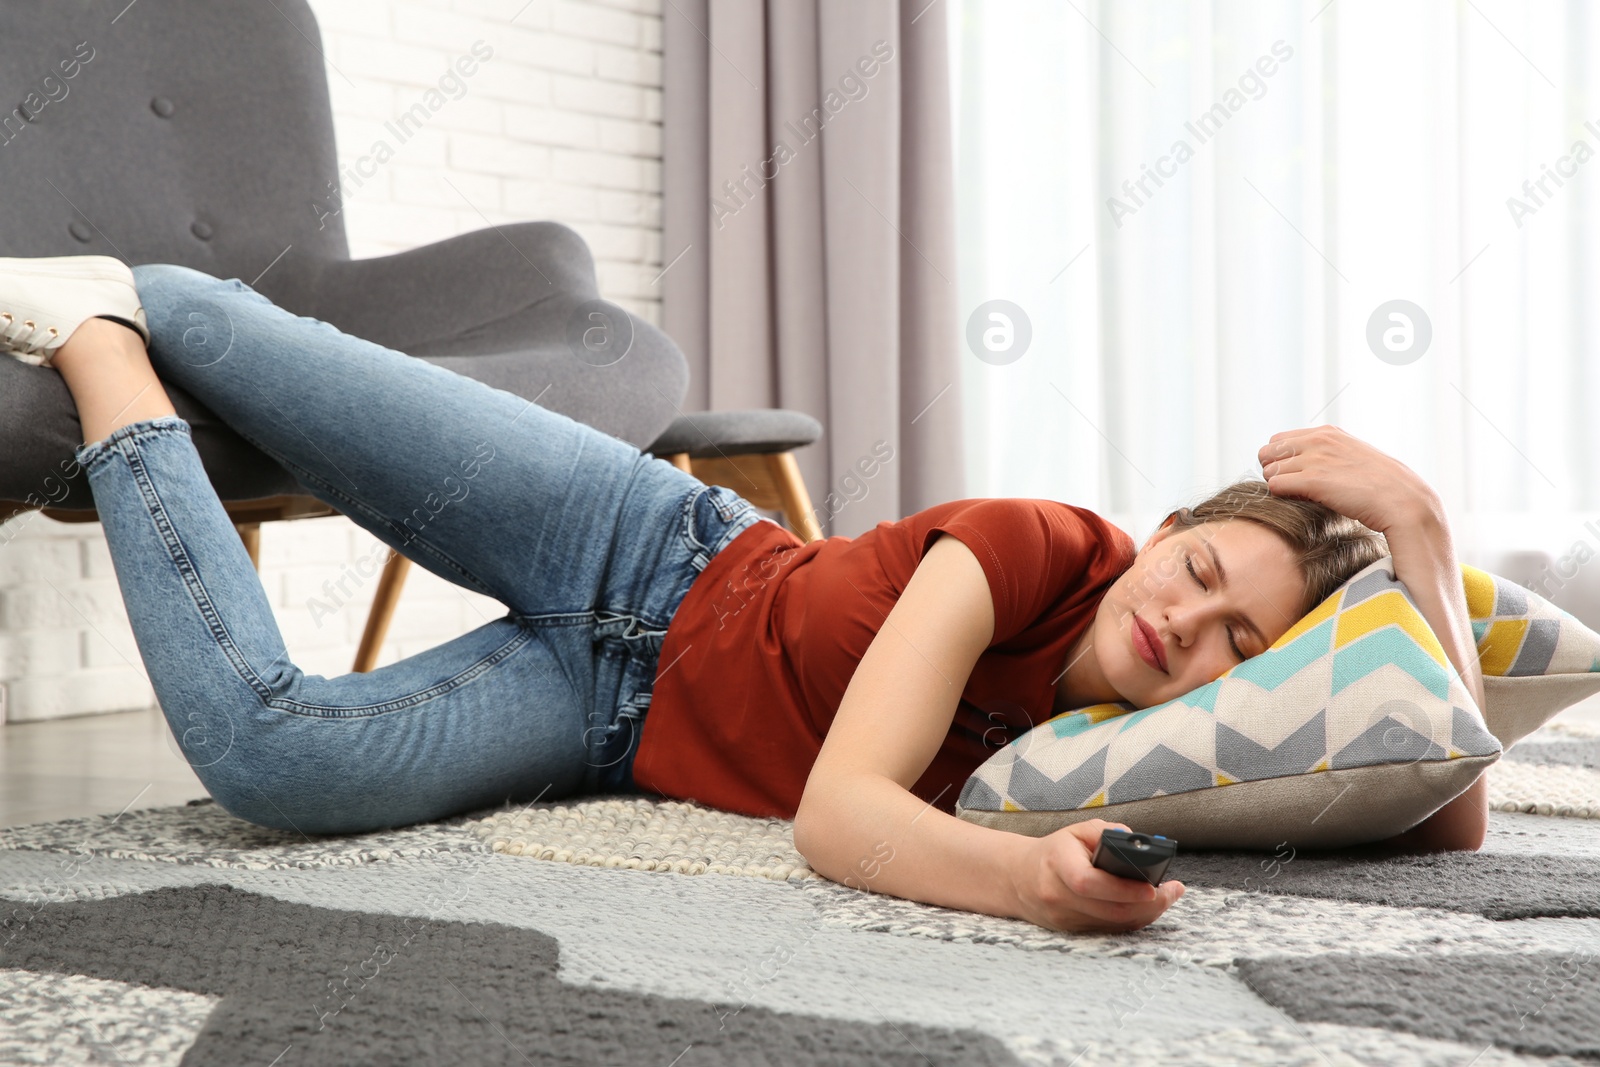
top-left (353, 551), bottom-right (411, 673)
top-left (665, 452), bottom-right (693, 474)
top-left (235, 523), bottom-right (261, 569)
top-left (763, 452), bottom-right (824, 543)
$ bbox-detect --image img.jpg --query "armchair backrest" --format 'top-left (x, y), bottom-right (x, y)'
top-left (0, 0), bottom-right (348, 301)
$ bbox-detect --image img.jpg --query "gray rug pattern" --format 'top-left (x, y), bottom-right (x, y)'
top-left (1016, 1023), bottom-right (1591, 1067)
top-left (2, 812), bottom-right (1597, 1064)
top-left (8, 883), bottom-right (1021, 1066)
top-left (0, 969), bottom-right (216, 1067)
top-left (1506, 737), bottom-right (1600, 770)
top-left (3, 739), bottom-right (1598, 1065)
top-left (0, 797), bottom-right (489, 871)
top-left (1170, 848), bottom-right (1600, 919)
top-left (1235, 952), bottom-right (1600, 1063)
top-left (2, 849), bottom-right (1288, 1065)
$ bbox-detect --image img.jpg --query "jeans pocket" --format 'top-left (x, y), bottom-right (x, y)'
top-left (679, 483), bottom-right (761, 569)
top-left (591, 646), bottom-right (657, 793)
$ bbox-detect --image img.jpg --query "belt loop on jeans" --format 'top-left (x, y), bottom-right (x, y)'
top-left (592, 611), bottom-right (668, 658)
top-left (712, 486), bottom-right (739, 522)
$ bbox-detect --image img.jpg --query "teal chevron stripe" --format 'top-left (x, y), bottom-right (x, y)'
top-left (1222, 617), bottom-right (1335, 691)
top-left (1116, 704), bottom-right (1165, 733)
top-left (1180, 678), bottom-right (1223, 713)
top-left (1086, 687), bottom-right (1221, 737)
top-left (1472, 619), bottom-right (1488, 644)
top-left (1331, 627), bottom-right (1451, 701)
top-left (1111, 698), bottom-right (1213, 732)
top-left (1049, 711), bottom-right (1103, 740)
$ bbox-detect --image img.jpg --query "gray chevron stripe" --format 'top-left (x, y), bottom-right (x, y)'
top-left (1339, 567), bottom-right (1398, 608)
top-left (1106, 746), bottom-right (1213, 804)
top-left (956, 775), bottom-right (1003, 811)
top-left (1216, 711), bottom-right (1326, 782)
top-left (1493, 576), bottom-right (1527, 616)
top-left (1509, 618), bottom-right (1560, 676)
top-left (1008, 744), bottom-right (1108, 809)
top-left (1331, 715), bottom-right (1449, 770)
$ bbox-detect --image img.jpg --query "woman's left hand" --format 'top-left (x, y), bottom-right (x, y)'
top-left (1257, 425), bottom-right (1437, 534)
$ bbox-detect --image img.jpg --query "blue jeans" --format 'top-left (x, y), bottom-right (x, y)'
top-left (75, 264), bottom-right (766, 835)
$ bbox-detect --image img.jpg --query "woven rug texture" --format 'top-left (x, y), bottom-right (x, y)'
top-left (2, 719), bottom-right (1597, 1065)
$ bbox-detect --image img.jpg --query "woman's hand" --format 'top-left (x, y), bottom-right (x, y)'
top-left (1257, 425), bottom-right (1437, 534)
top-left (1006, 818), bottom-right (1186, 933)
top-left (1262, 424), bottom-right (1488, 715)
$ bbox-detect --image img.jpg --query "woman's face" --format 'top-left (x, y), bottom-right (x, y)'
top-left (1075, 518), bottom-right (1307, 709)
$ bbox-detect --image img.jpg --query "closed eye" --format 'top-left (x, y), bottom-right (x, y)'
top-left (1187, 554), bottom-right (1247, 661)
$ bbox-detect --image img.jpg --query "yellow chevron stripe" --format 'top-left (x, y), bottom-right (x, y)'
top-left (1215, 772), bottom-right (1237, 786)
top-left (1462, 563), bottom-right (1497, 621)
top-left (1478, 619), bottom-right (1528, 677)
top-left (1080, 703), bottom-right (1134, 724)
top-left (1273, 592), bottom-right (1340, 649)
top-left (1335, 590), bottom-right (1447, 666)
top-left (1085, 792), bottom-right (1106, 808)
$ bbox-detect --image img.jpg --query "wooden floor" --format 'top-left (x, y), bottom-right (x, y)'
top-left (5, 696), bottom-right (1600, 831)
top-left (1, 706), bottom-right (208, 829)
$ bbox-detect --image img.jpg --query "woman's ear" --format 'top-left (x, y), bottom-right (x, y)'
top-left (1141, 512), bottom-right (1182, 554)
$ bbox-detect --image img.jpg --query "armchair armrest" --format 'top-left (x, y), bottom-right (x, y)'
top-left (261, 222), bottom-right (689, 450)
top-left (272, 222), bottom-right (602, 359)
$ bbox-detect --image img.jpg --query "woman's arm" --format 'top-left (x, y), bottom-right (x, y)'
top-left (1387, 491), bottom-right (1488, 713)
top-left (792, 534), bottom-right (1185, 932)
top-left (1261, 427), bottom-right (1488, 852)
top-left (1361, 776), bottom-right (1488, 855)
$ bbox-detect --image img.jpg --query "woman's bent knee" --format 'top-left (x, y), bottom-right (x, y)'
top-left (131, 262), bottom-right (222, 307)
top-left (132, 264), bottom-right (240, 361)
top-left (206, 782), bottom-right (365, 837)
top-left (205, 786), bottom-right (304, 834)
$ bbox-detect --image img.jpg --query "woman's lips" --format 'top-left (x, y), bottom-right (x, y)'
top-left (1132, 614), bottom-right (1168, 673)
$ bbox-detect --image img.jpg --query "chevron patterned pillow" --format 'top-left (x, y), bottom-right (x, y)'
top-left (954, 555), bottom-right (1555, 850)
top-left (1464, 562), bottom-right (1600, 747)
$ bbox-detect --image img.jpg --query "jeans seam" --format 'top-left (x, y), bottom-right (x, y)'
top-left (216, 419), bottom-right (502, 603)
top-left (77, 414), bottom-right (189, 471)
top-left (676, 486), bottom-right (711, 568)
top-left (705, 499), bottom-right (762, 558)
top-left (114, 424), bottom-right (541, 720)
top-left (678, 484), bottom-right (759, 571)
top-left (594, 655), bottom-right (656, 781)
top-left (119, 425), bottom-right (272, 703)
top-left (271, 625), bottom-right (536, 718)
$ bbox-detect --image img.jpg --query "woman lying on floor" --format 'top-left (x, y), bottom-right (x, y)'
top-left (0, 256), bottom-right (1488, 934)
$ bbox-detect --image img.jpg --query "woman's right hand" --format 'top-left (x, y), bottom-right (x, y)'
top-left (1005, 818), bottom-right (1187, 932)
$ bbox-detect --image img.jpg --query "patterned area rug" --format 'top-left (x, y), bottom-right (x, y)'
top-left (3, 723), bottom-right (1598, 1065)
top-left (1488, 722), bottom-right (1600, 818)
top-left (469, 796), bottom-right (817, 880)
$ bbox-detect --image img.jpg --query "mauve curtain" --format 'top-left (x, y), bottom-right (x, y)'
top-left (662, 0), bottom-right (964, 539)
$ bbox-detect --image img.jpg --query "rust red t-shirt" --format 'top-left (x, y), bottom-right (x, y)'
top-left (630, 497), bottom-right (1138, 820)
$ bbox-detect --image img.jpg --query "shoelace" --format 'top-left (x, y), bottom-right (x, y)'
top-left (0, 311), bottom-right (58, 357)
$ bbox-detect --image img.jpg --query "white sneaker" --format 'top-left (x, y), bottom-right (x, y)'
top-left (0, 255), bottom-right (152, 368)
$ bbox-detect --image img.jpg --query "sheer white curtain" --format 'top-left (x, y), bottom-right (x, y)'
top-left (949, 0), bottom-right (1600, 591)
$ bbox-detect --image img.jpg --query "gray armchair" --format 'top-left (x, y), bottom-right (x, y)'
top-left (0, 0), bottom-right (822, 671)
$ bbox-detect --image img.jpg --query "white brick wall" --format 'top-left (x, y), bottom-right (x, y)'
top-left (0, 0), bottom-right (664, 722)
top-left (316, 0), bottom-right (664, 311)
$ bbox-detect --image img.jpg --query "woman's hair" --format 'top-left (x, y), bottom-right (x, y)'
top-left (1159, 479), bottom-right (1390, 619)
